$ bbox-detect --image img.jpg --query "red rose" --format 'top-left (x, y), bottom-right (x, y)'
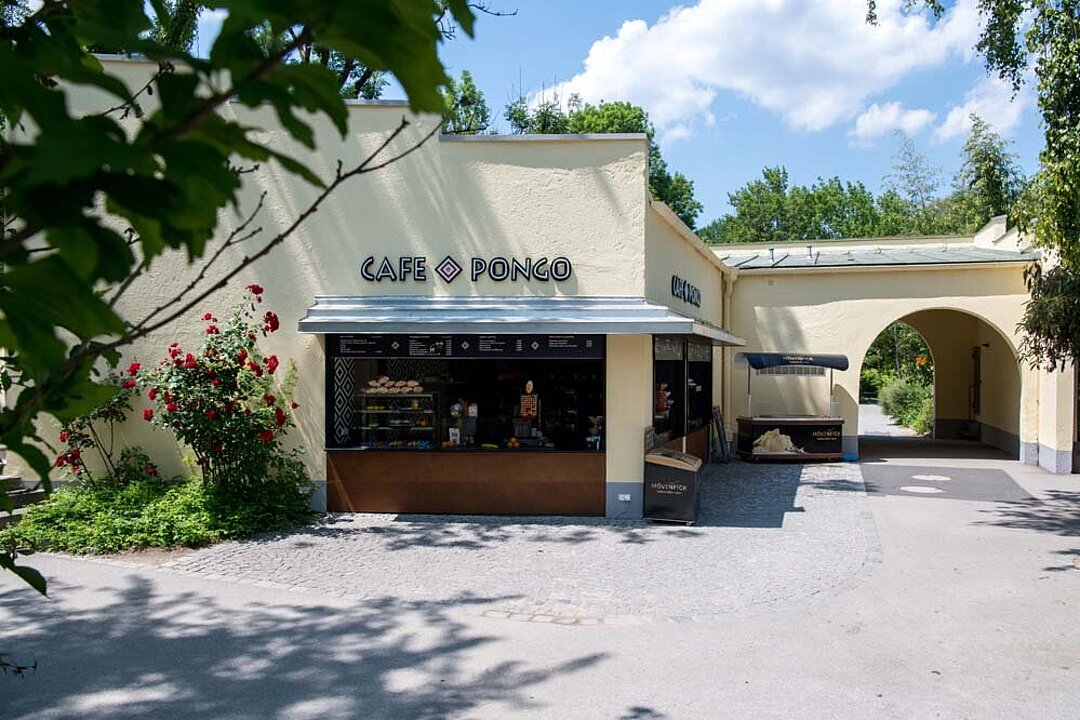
top-left (274, 406), bottom-right (287, 427)
top-left (54, 454), bottom-right (65, 468)
top-left (166, 402), bottom-right (178, 413)
top-left (236, 349), bottom-right (248, 365)
top-left (147, 388), bottom-right (158, 401)
top-left (59, 431), bottom-right (69, 443)
top-left (247, 361), bottom-right (263, 377)
top-left (127, 362), bottom-right (141, 376)
top-left (290, 401), bottom-right (299, 410)
top-left (142, 409), bottom-right (154, 421)
top-left (263, 394), bottom-right (276, 406)
top-left (69, 449), bottom-right (80, 460)
top-left (212, 378), bottom-right (221, 387)
top-left (206, 324), bottom-right (219, 335)
top-left (247, 283), bottom-right (264, 295)
top-left (164, 391), bottom-right (174, 403)
top-left (185, 357), bottom-right (198, 369)
top-left (263, 312), bottom-right (279, 333)
top-left (144, 465), bottom-right (157, 476)
top-left (122, 379), bottom-right (136, 389)
top-left (264, 355), bottom-right (280, 374)
top-left (259, 429), bottom-right (274, 444)
top-left (202, 313), bottom-right (213, 321)
top-left (205, 409), bottom-right (217, 420)
top-left (168, 347), bottom-right (181, 358)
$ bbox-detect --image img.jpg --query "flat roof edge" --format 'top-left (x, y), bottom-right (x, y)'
top-left (729, 258), bottom-right (1035, 272)
top-left (439, 133), bottom-right (648, 143)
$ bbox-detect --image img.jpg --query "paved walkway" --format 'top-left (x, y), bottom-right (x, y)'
top-left (2, 457), bottom-right (1078, 719)
top-left (859, 402), bottom-right (920, 437)
top-left (161, 462), bottom-right (876, 623)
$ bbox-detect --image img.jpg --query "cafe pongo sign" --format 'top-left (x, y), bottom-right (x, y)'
top-left (360, 254), bottom-right (573, 284)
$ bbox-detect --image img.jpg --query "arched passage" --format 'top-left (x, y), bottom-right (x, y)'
top-left (858, 321), bottom-right (936, 439)
top-left (855, 308), bottom-right (1022, 458)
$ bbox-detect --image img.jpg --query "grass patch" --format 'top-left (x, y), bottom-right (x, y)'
top-left (1, 474), bottom-right (313, 555)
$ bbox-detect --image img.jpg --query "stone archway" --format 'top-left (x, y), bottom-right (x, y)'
top-left (854, 307), bottom-right (1023, 458)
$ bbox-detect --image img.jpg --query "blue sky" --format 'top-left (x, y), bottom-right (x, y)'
top-left (198, 1), bottom-right (1041, 224)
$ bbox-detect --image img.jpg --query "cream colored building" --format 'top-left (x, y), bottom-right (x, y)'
top-left (43, 58), bottom-right (741, 519)
top-left (17, 58), bottom-right (1076, 521)
top-left (717, 221), bottom-right (1076, 475)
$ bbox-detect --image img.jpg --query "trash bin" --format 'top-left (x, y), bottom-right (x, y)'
top-left (643, 448), bottom-right (703, 524)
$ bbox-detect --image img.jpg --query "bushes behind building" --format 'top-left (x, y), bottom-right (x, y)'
top-left (879, 377), bottom-right (935, 435)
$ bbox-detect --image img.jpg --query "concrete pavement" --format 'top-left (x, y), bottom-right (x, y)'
top-left (1, 454), bottom-right (1078, 719)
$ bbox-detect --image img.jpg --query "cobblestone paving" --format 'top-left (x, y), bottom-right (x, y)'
top-left (165, 462), bottom-right (878, 623)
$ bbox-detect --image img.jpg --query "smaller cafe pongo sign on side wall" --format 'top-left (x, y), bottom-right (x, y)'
top-left (360, 255), bottom-right (573, 284)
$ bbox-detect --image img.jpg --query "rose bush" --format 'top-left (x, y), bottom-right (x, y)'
top-left (3, 286), bottom-right (313, 555)
top-left (53, 375), bottom-right (140, 487)
top-left (138, 286), bottom-right (302, 490)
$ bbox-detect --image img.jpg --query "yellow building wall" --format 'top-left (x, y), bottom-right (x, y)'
top-left (643, 203), bottom-right (725, 327)
top-left (975, 316), bottom-right (1024, 448)
top-left (1038, 366), bottom-right (1076, 473)
top-left (604, 335), bottom-right (653, 516)
top-left (727, 264), bottom-right (1034, 458)
top-left (22, 58), bottom-right (658, 500)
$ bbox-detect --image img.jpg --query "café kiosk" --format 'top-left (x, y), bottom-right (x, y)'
top-left (735, 352), bottom-right (849, 462)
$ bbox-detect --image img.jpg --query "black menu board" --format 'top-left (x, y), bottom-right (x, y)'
top-left (333, 333), bottom-right (604, 359)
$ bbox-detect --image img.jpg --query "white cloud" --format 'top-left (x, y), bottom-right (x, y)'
top-left (543, 0), bottom-right (980, 140)
top-left (849, 102), bottom-right (936, 144)
top-left (935, 75), bottom-right (1030, 140)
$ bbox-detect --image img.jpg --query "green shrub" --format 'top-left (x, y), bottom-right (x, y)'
top-left (910, 394), bottom-right (935, 435)
top-left (2, 441), bottom-right (311, 554)
top-left (879, 376), bottom-right (934, 434)
top-left (0, 463), bottom-right (312, 555)
top-left (859, 367), bottom-right (895, 401)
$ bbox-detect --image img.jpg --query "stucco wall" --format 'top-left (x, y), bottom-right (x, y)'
top-left (727, 263), bottom-right (1033, 456)
top-left (604, 335), bottom-right (653, 516)
top-left (643, 203), bottom-right (725, 327)
top-left (1037, 366), bottom-right (1076, 473)
top-left (23, 58), bottom-right (659, 492)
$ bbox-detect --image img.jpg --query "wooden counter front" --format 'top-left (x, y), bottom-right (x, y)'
top-left (327, 450), bottom-right (606, 516)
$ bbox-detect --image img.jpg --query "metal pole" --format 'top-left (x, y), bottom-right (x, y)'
top-left (746, 366), bottom-right (752, 417)
top-left (829, 368), bottom-right (835, 417)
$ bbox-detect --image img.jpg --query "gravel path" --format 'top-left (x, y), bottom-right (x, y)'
top-left (166, 461), bottom-right (877, 623)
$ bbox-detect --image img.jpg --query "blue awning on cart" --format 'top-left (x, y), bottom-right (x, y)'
top-left (737, 352), bottom-right (849, 371)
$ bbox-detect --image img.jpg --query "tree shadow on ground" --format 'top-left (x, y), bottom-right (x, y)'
top-left (978, 491), bottom-right (1080, 537)
top-left (257, 515), bottom-right (706, 551)
top-left (0, 575), bottom-right (605, 720)
top-left (238, 461), bottom-right (841, 554)
top-left (978, 491), bottom-right (1080, 572)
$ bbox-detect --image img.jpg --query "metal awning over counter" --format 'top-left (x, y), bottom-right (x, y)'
top-left (298, 296), bottom-right (744, 346)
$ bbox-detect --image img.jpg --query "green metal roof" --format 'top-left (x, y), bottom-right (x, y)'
top-left (716, 245), bottom-right (1036, 270)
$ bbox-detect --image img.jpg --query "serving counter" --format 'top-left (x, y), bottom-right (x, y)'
top-left (736, 416), bottom-right (843, 462)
